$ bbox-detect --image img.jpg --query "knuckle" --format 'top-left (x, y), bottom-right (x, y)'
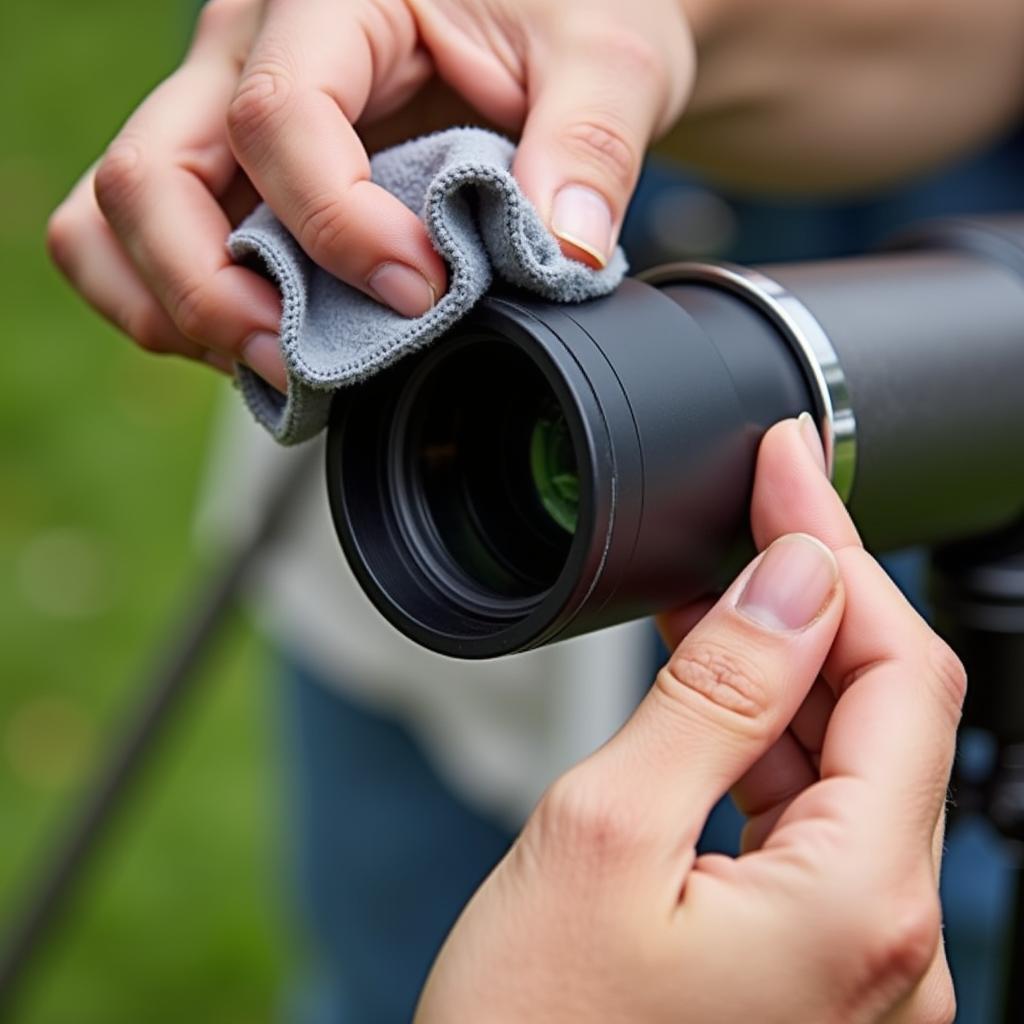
top-left (228, 64), bottom-right (294, 153)
top-left (170, 277), bottom-right (217, 341)
top-left (838, 885), bottom-right (940, 997)
top-left (601, 29), bottom-right (672, 99)
top-left (564, 12), bottom-right (670, 83)
top-left (123, 306), bottom-right (173, 354)
top-left (561, 118), bottom-right (641, 196)
top-left (295, 194), bottom-right (355, 268)
top-left (194, 0), bottom-right (246, 38)
top-left (45, 204), bottom-right (80, 273)
top-left (927, 637), bottom-right (967, 724)
top-left (869, 897), bottom-right (940, 987)
top-left (534, 769), bottom-right (640, 868)
top-left (656, 641), bottom-right (772, 736)
top-left (94, 140), bottom-right (146, 217)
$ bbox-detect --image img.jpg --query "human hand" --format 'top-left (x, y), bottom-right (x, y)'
top-left (415, 417), bottom-right (963, 1024)
top-left (46, 0), bottom-right (698, 390)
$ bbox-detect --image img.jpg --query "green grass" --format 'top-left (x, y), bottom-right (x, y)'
top-left (1, 2), bottom-right (288, 1020)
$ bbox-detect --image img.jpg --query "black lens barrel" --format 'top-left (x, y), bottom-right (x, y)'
top-left (327, 216), bottom-right (1024, 659)
top-left (328, 276), bottom-right (811, 657)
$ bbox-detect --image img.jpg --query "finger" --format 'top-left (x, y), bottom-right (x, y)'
top-left (654, 594), bottom-right (718, 650)
top-left (359, 79), bottom-right (504, 153)
top-left (769, 547), bottom-right (965, 863)
top-left (575, 532), bottom-right (843, 881)
top-left (787, 676), bottom-right (834, 765)
top-left (734, 729), bottom-right (816, 852)
top-left (220, 168), bottom-right (261, 227)
top-left (513, 13), bottom-right (693, 268)
top-left (707, 418), bottom-right (848, 845)
top-left (735, 677), bottom-right (835, 852)
top-left (743, 416), bottom-right (848, 774)
top-left (713, 417), bottom-right (849, 834)
top-left (48, 170), bottom-right (206, 361)
top-left (227, 0), bottom-right (446, 316)
top-left (740, 791), bottom-right (799, 854)
top-left (94, 29), bottom-right (285, 387)
top-left (733, 675), bottom-right (833, 801)
top-left (751, 414), bottom-right (862, 552)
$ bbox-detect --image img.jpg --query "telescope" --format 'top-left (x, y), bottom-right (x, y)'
top-left (7, 215), bottom-right (1024, 1021)
top-left (326, 215), bottom-right (1024, 659)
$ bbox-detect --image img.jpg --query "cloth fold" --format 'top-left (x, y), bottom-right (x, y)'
top-left (228, 127), bottom-right (628, 445)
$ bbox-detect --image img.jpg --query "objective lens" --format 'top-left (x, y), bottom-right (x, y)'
top-left (530, 405), bottom-right (579, 533)
top-left (398, 338), bottom-right (578, 602)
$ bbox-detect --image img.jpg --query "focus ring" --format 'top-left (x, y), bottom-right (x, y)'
top-left (641, 261), bottom-right (858, 503)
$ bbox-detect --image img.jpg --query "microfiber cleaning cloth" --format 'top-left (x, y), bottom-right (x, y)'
top-left (228, 127), bottom-right (628, 445)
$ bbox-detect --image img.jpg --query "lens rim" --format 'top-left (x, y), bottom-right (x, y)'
top-left (326, 299), bottom-right (615, 658)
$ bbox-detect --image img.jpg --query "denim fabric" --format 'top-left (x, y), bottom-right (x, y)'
top-left (280, 659), bottom-right (514, 1024)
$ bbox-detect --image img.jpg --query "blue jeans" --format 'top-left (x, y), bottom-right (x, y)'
top-left (279, 666), bottom-right (513, 1024)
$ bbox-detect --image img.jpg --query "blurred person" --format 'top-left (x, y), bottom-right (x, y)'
top-left (46, 1), bottom-right (1024, 1021)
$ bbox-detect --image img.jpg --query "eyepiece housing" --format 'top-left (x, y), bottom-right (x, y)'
top-left (327, 278), bottom-right (812, 657)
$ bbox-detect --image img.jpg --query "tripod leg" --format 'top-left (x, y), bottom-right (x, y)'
top-left (0, 447), bottom-right (318, 1015)
top-left (1001, 852), bottom-right (1024, 1021)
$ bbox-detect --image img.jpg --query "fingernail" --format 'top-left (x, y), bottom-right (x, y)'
top-left (797, 412), bottom-right (827, 474)
top-left (241, 331), bottom-right (287, 393)
top-left (737, 533), bottom-right (838, 631)
top-left (550, 185), bottom-right (612, 268)
top-left (367, 262), bottom-right (437, 318)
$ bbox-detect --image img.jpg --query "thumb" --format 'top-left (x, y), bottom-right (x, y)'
top-left (512, 25), bottom-right (693, 268)
top-left (572, 534), bottom-right (844, 871)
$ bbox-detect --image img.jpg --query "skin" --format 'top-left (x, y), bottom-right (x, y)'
top-left (416, 420), bottom-right (965, 1024)
top-left (46, 0), bottom-right (1024, 389)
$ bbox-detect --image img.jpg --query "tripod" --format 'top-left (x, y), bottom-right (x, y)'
top-left (0, 445), bottom-right (320, 1017)
top-left (933, 531), bottom-right (1024, 1023)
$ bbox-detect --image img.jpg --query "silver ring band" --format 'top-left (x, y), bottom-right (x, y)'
top-left (641, 261), bottom-right (857, 503)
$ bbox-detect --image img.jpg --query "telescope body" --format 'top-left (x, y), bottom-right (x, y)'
top-left (327, 216), bottom-right (1024, 658)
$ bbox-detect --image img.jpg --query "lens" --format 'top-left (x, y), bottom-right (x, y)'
top-left (398, 337), bottom-right (578, 602)
top-left (530, 404), bottom-right (579, 533)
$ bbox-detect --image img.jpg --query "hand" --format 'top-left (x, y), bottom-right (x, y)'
top-left (415, 417), bottom-right (963, 1024)
top-left (46, 0), bottom-right (698, 390)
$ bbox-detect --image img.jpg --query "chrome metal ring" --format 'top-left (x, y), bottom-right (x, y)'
top-left (641, 261), bottom-right (857, 503)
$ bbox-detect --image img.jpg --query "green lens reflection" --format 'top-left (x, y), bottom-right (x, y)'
top-left (529, 405), bottom-right (579, 533)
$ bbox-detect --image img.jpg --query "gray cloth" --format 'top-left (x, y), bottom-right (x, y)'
top-left (228, 127), bottom-right (628, 445)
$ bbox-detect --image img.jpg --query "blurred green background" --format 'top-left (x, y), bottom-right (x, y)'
top-left (1, 2), bottom-right (288, 1020)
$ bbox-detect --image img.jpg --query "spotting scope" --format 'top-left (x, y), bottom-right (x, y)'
top-left (326, 215), bottom-right (1024, 659)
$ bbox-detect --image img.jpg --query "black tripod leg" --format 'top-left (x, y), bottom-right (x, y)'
top-left (1002, 852), bottom-right (1024, 1021)
top-left (0, 446), bottom-right (319, 1015)
top-left (933, 541), bottom-right (1024, 1024)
